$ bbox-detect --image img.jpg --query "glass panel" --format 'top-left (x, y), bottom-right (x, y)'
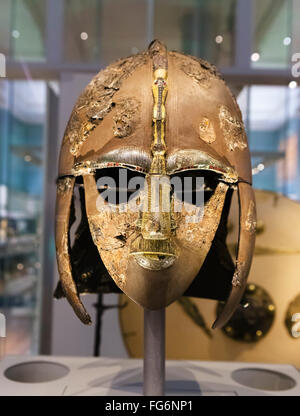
top-left (237, 84), bottom-right (300, 200)
top-left (10, 0), bottom-right (46, 61)
top-left (252, 0), bottom-right (292, 69)
top-left (99, 0), bottom-right (148, 64)
top-left (291, 0), bottom-right (300, 66)
top-left (0, 0), bottom-right (12, 57)
top-left (154, 0), bottom-right (236, 67)
top-left (63, 0), bottom-right (102, 63)
top-left (64, 0), bottom-right (148, 64)
top-left (0, 80), bottom-right (47, 355)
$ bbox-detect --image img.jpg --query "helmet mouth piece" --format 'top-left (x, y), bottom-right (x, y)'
top-left (132, 253), bottom-right (177, 271)
top-left (130, 235), bottom-right (177, 257)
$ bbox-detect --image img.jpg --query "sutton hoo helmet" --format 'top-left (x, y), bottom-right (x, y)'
top-left (54, 40), bottom-right (256, 329)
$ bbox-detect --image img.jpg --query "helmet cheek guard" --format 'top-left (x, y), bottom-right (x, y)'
top-left (213, 182), bottom-right (256, 328)
top-left (55, 40), bottom-right (256, 329)
top-left (55, 177), bottom-right (91, 324)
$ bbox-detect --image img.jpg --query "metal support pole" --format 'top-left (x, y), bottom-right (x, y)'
top-left (143, 308), bottom-right (165, 396)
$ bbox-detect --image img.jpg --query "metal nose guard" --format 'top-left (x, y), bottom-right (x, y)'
top-left (130, 174), bottom-right (177, 270)
top-left (130, 49), bottom-right (177, 270)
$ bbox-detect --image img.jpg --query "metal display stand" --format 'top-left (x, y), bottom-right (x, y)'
top-left (143, 308), bottom-right (166, 396)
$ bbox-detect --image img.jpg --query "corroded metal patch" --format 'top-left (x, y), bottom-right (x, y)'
top-left (113, 97), bottom-right (141, 138)
top-left (179, 61), bottom-right (210, 88)
top-left (199, 117), bottom-right (216, 144)
top-left (57, 231), bottom-right (73, 286)
top-left (149, 39), bottom-right (168, 70)
top-left (232, 261), bottom-right (245, 287)
top-left (57, 177), bottom-right (73, 195)
top-left (219, 105), bottom-right (247, 152)
top-left (174, 182), bottom-right (229, 251)
top-left (63, 53), bottom-right (148, 156)
top-left (170, 52), bottom-right (214, 88)
top-left (88, 214), bottom-right (127, 250)
top-left (245, 200), bottom-right (256, 234)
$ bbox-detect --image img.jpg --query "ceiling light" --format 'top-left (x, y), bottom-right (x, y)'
top-left (289, 81), bottom-right (297, 89)
top-left (283, 36), bottom-right (291, 46)
top-left (12, 30), bottom-right (20, 39)
top-left (257, 163), bottom-right (265, 171)
top-left (251, 52), bottom-right (260, 62)
top-left (80, 32), bottom-right (88, 41)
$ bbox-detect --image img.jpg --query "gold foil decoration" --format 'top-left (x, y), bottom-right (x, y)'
top-left (113, 97), bottom-right (141, 138)
top-left (174, 182), bottom-right (229, 251)
top-left (199, 117), bottom-right (216, 144)
top-left (63, 53), bottom-right (148, 156)
top-left (219, 105), bottom-right (247, 152)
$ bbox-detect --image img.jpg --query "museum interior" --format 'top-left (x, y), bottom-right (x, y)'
top-left (1, 0), bottom-right (300, 396)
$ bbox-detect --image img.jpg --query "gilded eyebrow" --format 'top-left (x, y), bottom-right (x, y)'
top-left (166, 150), bottom-right (238, 182)
top-left (99, 148), bottom-right (152, 169)
top-left (71, 148), bottom-right (152, 176)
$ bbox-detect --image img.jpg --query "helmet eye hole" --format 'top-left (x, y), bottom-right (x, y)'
top-left (95, 167), bottom-right (145, 205)
top-left (171, 170), bottom-right (219, 206)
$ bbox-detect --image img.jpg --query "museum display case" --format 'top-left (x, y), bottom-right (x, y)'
top-left (0, 80), bottom-right (47, 354)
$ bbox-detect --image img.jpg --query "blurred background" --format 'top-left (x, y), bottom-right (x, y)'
top-left (0, 0), bottom-right (300, 364)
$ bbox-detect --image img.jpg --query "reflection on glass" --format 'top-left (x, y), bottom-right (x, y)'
top-left (0, 80), bottom-right (46, 355)
top-left (63, 0), bottom-right (235, 66)
top-left (64, 0), bottom-right (102, 63)
top-left (291, 0), bottom-right (300, 61)
top-left (10, 0), bottom-right (46, 61)
top-left (0, 0), bottom-right (12, 57)
top-left (99, 0), bottom-right (148, 64)
top-left (64, 0), bottom-right (148, 64)
top-left (64, 0), bottom-right (149, 64)
top-left (237, 85), bottom-right (300, 199)
top-left (252, 0), bottom-right (292, 69)
top-left (154, 0), bottom-right (236, 67)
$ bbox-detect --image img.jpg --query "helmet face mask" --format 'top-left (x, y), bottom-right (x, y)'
top-left (55, 40), bottom-right (256, 329)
